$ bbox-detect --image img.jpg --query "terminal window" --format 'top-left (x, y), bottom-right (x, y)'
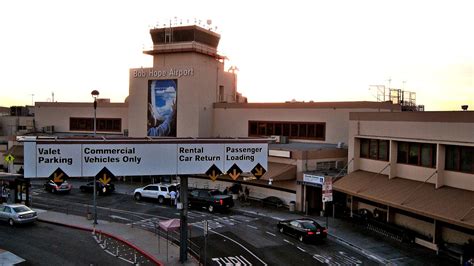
top-left (445, 145), bottom-right (474, 174)
top-left (359, 138), bottom-right (389, 161)
top-left (397, 141), bottom-right (436, 168)
top-left (248, 121), bottom-right (325, 140)
top-left (70, 117), bottom-right (121, 132)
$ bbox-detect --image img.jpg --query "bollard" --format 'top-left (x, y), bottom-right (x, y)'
top-left (116, 246), bottom-right (119, 257)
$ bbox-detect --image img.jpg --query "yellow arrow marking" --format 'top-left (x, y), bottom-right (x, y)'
top-left (254, 167), bottom-right (264, 177)
top-left (99, 173), bottom-right (111, 184)
top-left (229, 169), bottom-right (240, 180)
top-left (53, 172), bottom-right (64, 183)
top-left (209, 170), bottom-right (218, 181)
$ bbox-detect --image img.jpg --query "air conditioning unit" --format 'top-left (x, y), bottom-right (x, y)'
top-left (279, 136), bottom-right (289, 144)
top-left (43, 125), bottom-right (55, 134)
top-left (270, 135), bottom-right (281, 143)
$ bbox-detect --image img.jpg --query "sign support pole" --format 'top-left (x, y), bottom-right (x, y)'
top-left (179, 175), bottom-right (188, 263)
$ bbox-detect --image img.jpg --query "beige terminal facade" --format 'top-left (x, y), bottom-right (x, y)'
top-left (3, 24), bottom-right (472, 250)
top-left (30, 25), bottom-right (401, 214)
top-left (335, 111), bottom-right (474, 249)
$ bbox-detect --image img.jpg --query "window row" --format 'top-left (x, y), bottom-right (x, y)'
top-left (446, 145), bottom-right (474, 174)
top-left (70, 117), bottom-right (122, 132)
top-left (248, 121), bottom-right (325, 140)
top-left (397, 142), bottom-right (437, 168)
top-left (359, 139), bottom-right (473, 173)
top-left (360, 139), bottom-right (389, 161)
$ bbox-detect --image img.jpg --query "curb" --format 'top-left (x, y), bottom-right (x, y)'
top-left (328, 233), bottom-right (387, 264)
top-left (38, 218), bottom-right (164, 266)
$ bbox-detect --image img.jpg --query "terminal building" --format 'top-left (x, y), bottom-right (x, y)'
top-left (1, 24), bottom-right (472, 250)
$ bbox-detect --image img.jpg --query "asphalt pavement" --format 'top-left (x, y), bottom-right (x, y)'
top-left (7, 180), bottom-right (458, 265)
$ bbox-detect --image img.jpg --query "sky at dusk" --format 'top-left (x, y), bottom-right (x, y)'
top-left (0, 0), bottom-right (472, 111)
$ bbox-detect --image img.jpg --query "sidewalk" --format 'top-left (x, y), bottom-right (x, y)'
top-left (36, 210), bottom-right (198, 266)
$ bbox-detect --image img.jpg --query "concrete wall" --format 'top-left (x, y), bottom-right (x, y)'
top-left (213, 107), bottom-right (393, 144)
top-left (35, 103), bottom-right (128, 135)
top-left (0, 116), bottom-right (34, 136)
top-left (440, 226), bottom-right (473, 245)
top-left (348, 112), bottom-right (474, 191)
top-left (393, 213), bottom-right (434, 239)
top-left (188, 177), bottom-right (296, 205)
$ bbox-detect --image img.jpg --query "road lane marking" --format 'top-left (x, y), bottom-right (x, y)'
top-left (247, 225), bottom-right (258, 229)
top-left (207, 228), bottom-right (268, 266)
top-left (284, 239), bottom-right (294, 245)
top-left (109, 215), bottom-right (132, 221)
top-left (266, 231), bottom-right (276, 236)
top-left (297, 246), bottom-right (306, 252)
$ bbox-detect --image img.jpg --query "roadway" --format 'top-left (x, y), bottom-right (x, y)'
top-left (29, 183), bottom-right (377, 265)
top-left (0, 221), bottom-right (130, 266)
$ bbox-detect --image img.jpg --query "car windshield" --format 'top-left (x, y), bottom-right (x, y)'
top-left (301, 221), bottom-right (318, 230)
top-left (209, 190), bottom-right (221, 196)
top-left (13, 206), bottom-right (31, 213)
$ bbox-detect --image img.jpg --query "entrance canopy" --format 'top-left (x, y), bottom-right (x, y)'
top-left (334, 170), bottom-right (474, 230)
top-left (159, 218), bottom-right (181, 232)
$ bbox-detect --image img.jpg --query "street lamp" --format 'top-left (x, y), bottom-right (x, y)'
top-left (91, 90), bottom-right (99, 225)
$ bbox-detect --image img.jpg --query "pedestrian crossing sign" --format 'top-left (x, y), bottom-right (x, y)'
top-left (4, 154), bottom-right (15, 163)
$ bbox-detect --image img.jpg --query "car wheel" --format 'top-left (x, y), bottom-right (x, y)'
top-left (208, 205), bottom-right (214, 213)
top-left (8, 219), bottom-right (14, 226)
top-left (158, 196), bottom-right (164, 204)
top-left (279, 227), bottom-right (284, 233)
top-left (299, 235), bottom-right (304, 242)
top-left (51, 188), bottom-right (55, 193)
top-left (134, 193), bottom-right (142, 201)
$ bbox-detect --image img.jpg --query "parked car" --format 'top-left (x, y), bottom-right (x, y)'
top-left (261, 196), bottom-right (284, 208)
top-left (0, 204), bottom-right (38, 226)
top-left (43, 180), bottom-right (72, 194)
top-left (80, 181), bottom-right (115, 195)
top-left (188, 188), bottom-right (234, 213)
top-left (277, 218), bottom-right (327, 243)
top-left (133, 183), bottom-right (179, 204)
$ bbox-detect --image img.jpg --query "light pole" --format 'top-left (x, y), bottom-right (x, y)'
top-left (91, 90), bottom-right (99, 225)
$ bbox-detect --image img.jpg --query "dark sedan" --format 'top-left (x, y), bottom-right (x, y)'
top-left (277, 218), bottom-right (327, 243)
top-left (80, 181), bottom-right (115, 195)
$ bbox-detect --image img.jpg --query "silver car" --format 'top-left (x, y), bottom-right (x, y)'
top-left (0, 204), bottom-right (38, 226)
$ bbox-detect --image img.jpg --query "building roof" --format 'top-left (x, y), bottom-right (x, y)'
top-left (214, 101), bottom-right (402, 111)
top-left (334, 170), bottom-right (474, 230)
top-left (260, 162), bottom-right (296, 181)
top-left (350, 111), bottom-right (474, 123)
top-left (35, 102), bottom-right (128, 108)
top-left (270, 142), bottom-right (341, 151)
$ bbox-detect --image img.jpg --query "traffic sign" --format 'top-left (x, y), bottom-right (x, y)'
top-left (4, 154), bottom-right (14, 163)
top-left (49, 168), bottom-right (69, 183)
top-left (227, 163), bottom-right (242, 181)
top-left (322, 179), bottom-right (333, 203)
top-left (203, 220), bottom-right (208, 236)
top-left (205, 164), bottom-right (222, 182)
top-left (251, 163), bottom-right (266, 180)
top-left (96, 167), bottom-right (115, 184)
